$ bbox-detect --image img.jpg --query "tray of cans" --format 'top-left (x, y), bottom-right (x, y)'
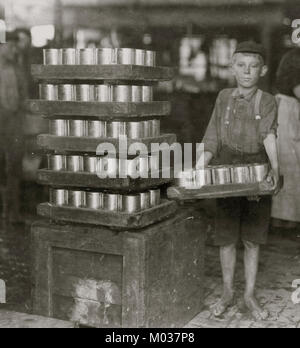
top-left (37, 188), bottom-right (178, 229)
top-left (37, 153), bottom-right (172, 191)
top-left (167, 163), bottom-right (278, 201)
top-left (32, 48), bottom-right (174, 82)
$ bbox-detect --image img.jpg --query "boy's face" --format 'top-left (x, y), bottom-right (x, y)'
top-left (231, 53), bottom-right (268, 89)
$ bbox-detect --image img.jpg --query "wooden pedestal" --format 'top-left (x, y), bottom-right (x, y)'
top-left (32, 211), bottom-right (205, 328)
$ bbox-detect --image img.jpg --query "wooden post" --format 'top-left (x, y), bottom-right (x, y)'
top-left (54, 0), bottom-right (63, 47)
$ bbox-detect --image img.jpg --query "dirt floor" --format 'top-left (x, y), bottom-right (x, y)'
top-left (0, 209), bottom-right (300, 328)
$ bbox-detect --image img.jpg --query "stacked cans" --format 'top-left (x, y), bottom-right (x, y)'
top-left (39, 84), bottom-right (154, 103)
top-left (50, 188), bottom-right (161, 213)
top-left (176, 163), bottom-right (269, 189)
top-left (43, 48), bottom-right (157, 67)
top-left (49, 119), bottom-right (160, 139)
top-left (48, 154), bottom-right (160, 178)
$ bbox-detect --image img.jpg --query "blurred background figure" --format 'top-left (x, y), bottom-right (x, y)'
top-left (0, 32), bottom-right (27, 223)
top-left (272, 49), bottom-right (300, 230)
top-left (15, 28), bottom-right (33, 99)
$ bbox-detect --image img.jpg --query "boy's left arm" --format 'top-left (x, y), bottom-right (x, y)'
top-left (261, 97), bottom-right (280, 194)
top-left (264, 134), bottom-right (280, 194)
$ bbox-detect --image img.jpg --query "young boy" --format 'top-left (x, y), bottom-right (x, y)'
top-left (201, 41), bottom-right (280, 320)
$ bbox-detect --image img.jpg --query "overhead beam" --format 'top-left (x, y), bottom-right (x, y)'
top-left (62, 4), bottom-right (284, 29)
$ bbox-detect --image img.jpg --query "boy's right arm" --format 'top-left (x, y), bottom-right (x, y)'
top-left (197, 98), bottom-right (220, 168)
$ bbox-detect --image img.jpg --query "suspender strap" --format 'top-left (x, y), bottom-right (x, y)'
top-left (254, 89), bottom-right (263, 118)
top-left (224, 90), bottom-right (237, 124)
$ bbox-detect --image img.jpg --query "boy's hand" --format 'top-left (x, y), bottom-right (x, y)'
top-left (265, 169), bottom-right (281, 195)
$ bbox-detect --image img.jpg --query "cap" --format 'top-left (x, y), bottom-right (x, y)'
top-left (234, 41), bottom-right (266, 62)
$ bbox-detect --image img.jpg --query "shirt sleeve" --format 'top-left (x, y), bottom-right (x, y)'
top-left (202, 96), bottom-right (220, 158)
top-left (259, 96), bottom-right (278, 142)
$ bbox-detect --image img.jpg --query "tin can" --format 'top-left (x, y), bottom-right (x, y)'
top-left (149, 189), bottom-right (161, 207)
top-left (96, 48), bottom-right (115, 65)
top-left (127, 158), bottom-right (139, 178)
top-left (149, 154), bottom-right (160, 174)
top-left (231, 166), bottom-right (251, 184)
top-left (249, 163), bottom-right (269, 183)
top-left (175, 171), bottom-right (188, 188)
top-left (61, 48), bottom-right (77, 65)
top-left (104, 194), bottom-right (119, 212)
top-left (132, 86), bottom-right (143, 102)
top-left (87, 120), bottom-right (106, 138)
top-left (139, 157), bottom-right (149, 178)
top-left (140, 192), bottom-right (151, 211)
top-left (86, 192), bottom-right (101, 210)
top-left (195, 169), bottom-right (212, 187)
top-left (50, 189), bottom-right (68, 206)
top-left (112, 85), bottom-right (132, 102)
top-left (150, 119), bottom-right (160, 137)
top-left (69, 190), bottom-right (86, 208)
top-left (123, 195), bottom-right (141, 213)
top-left (43, 49), bottom-right (61, 65)
top-left (182, 170), bottom-right (196, 189)
top-left (103, 157), bottom-right (119, 177)
top-left (78, 48), bottom-right (95, 65)
top-left (69, 120), bottom-right (86, 137)
top-left (39, 84), bottom-right (58, 101)
top-left (135, 49), bottom-right (146, 66)
top-left (145, 50), bottom-right (156, 67)
top-left (58, 85), bottom-right (75, 101)
top-left (213, 167), bottom-right (232, 185)
top-left (143, 121), bottom-right (151, 138)
top-left (67, 156), bottom-right (84, 172)
top-left (118, 159), bottom-right (127, 178)
top-left (108, 122), bottom-right (126, 138)
top-left (142, 86), bottom-right (153, 102)
top-left (95, 85), bottom-right (111, 102)
top-left (49, 120), bottom-right (68, 136)
top-left (99, 192), bottom-right (104, 209)
top-left (127, 122), bottom-right (143, 139)
top-left (48, 155), bottom-right (66, 171)
top-left (118, 194), bottom-right (123, 212)
top-left (84, 156), bottom-right (100, 174)
top-left (116, 48), bottom-right (135, 65)
top-left (75, 85), bottom-right (95, 102)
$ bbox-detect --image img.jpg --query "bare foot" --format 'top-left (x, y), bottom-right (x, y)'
top-left (244, 295), bottom-right (269, 321)
top-left (211, 291), bottom-right (235, 317)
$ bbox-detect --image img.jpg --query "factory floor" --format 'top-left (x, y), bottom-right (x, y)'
top-left (0, 206), bottom-right (300, 328)
top-left (186, 227), bottom-right (300, 329)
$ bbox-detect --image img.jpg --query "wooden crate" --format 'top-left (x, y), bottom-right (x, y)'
top-left (37, 169), bottom-right (173, 192)
top-left (27, 100), bottom-right (171, 119)
top-left (31, 65), bottom-right (175, 83)
top-left (32, 210), bottom-right (205, 328)
top-left (37, 200), bottom-right (178, 230)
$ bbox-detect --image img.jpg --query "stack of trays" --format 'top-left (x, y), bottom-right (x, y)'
top-left (34, 47), bottom-right (177, 228)
top-left (43, 48), bottom-right (156, 66)
top-left (167, 163), bottom-right (279, 201)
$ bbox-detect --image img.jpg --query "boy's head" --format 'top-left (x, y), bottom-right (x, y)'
top-left (231, 41), bottom-right (268, 89)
